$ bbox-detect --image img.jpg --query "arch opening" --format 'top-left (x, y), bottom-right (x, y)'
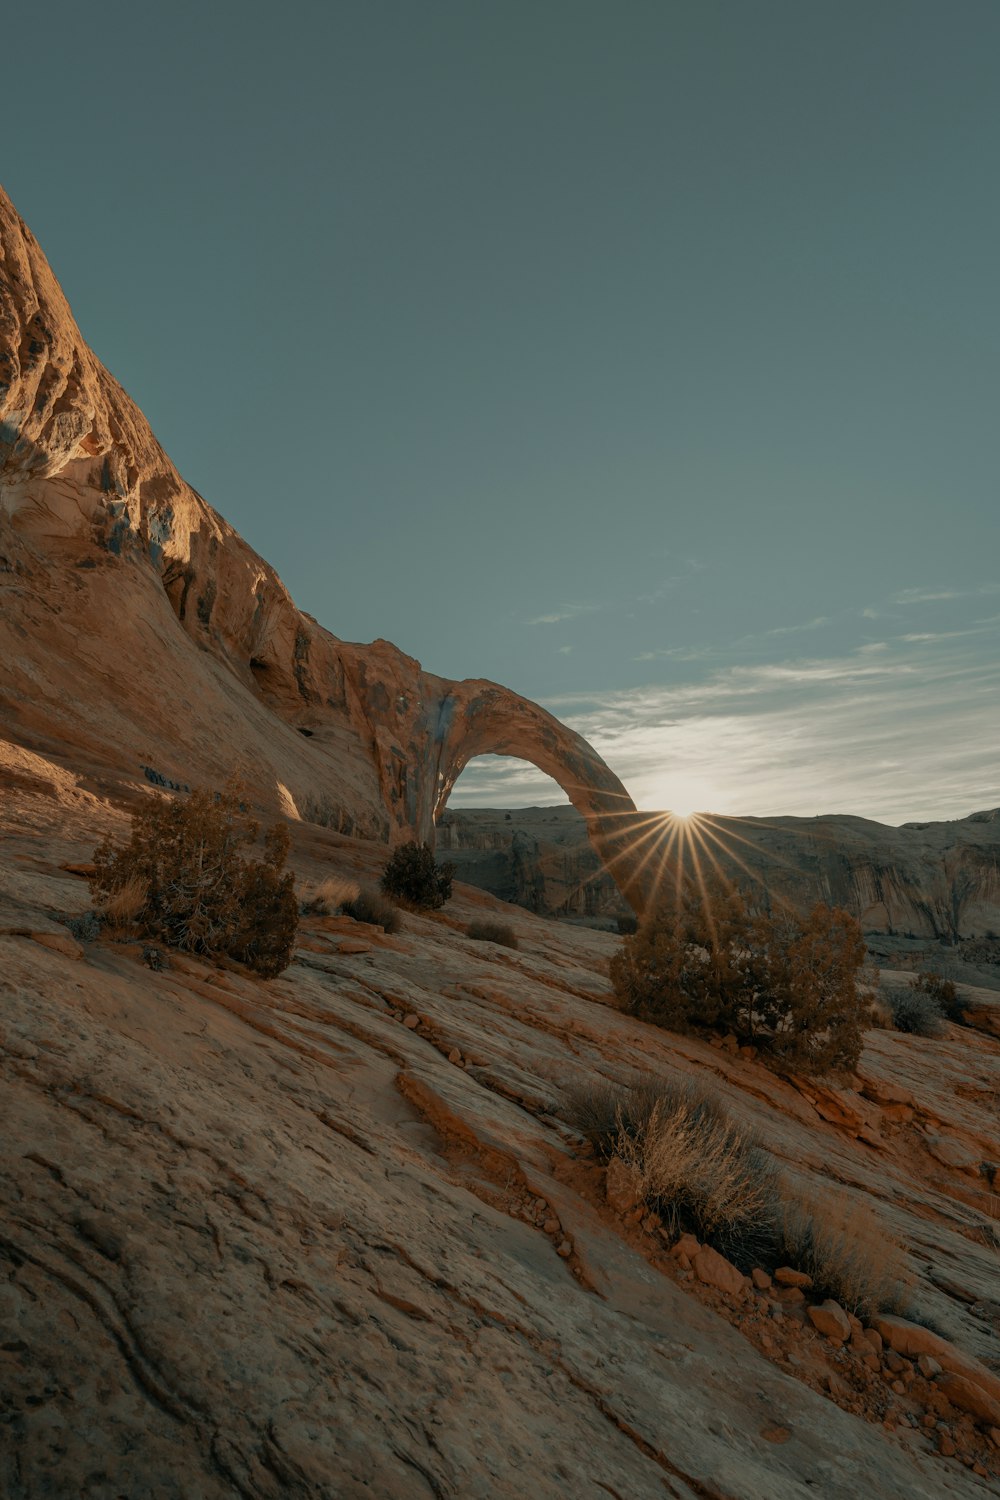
top-left (435, 755), bottom-right (630, 921)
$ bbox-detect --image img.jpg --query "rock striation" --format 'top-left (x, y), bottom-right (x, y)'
top-left (0, 183), bottom-right (634, 868)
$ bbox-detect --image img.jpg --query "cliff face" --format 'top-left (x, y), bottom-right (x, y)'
top-left (437, 806), bottom-right (628, 918)
top-left (442, 805), bottom-right (1000, 938)
top-left (0, 185), bottom-right (634, 859)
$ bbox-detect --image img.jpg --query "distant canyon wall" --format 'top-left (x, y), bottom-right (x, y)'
top-left (439, 805), bottom-right (1000, 939)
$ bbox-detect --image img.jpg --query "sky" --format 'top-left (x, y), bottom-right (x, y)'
top-left (4, 1), bottom-right (997, 824)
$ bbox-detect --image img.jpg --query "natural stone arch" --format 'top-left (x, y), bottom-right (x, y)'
top-left (406, 681), bottom-right (639, 901)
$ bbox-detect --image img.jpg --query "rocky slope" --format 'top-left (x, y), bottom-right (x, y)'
top-left (3, 749), bottom-right (1000, 1497)
top-left (441, 805), bottom-right (1000, 937)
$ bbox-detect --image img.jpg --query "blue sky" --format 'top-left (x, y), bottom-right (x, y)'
top-left (5, 1), bottom-right (997, 822)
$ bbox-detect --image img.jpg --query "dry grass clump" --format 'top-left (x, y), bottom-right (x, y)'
top-left (775, 1187), bottom-right (910, 1320)
top-left (467, 919), bottom-right (518, 949)
top-left (342, 885), bottom-right (401, 933)
top-left (299, 876), bottom-right (360, 916)
top-left (94, 874), bottom-right (149, 930)
top-left (567, 1076), bottom-right (776, 1267)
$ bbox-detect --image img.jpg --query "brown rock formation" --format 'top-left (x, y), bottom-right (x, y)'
top-left (0, 183), bottom-right (634, 868)
top-left (445, 804), bottom-right (1000, 936)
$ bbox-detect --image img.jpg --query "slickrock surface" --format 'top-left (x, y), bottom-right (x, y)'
top-left (3, 754), bottom-right (1000, 1498)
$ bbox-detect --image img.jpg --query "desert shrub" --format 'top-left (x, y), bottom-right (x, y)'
top-left (611, 878), bottom-right (867, 1075)
top-left (467, 919), bottom-right (518, 949)
top-left (883, 982), bottom-right (945, 1036)
top-left (567, 1075), bottom-right (776, 1267)
top-left (299, 876), bottom-right (360, 916)
top-left (380, 841), bottom-right (454, 910)
top-left (342, 885), bottom-right (401, 933)
top-left (911, 970), bottom-right (963, 1022)
top-left (67, 911), bottom-right (101, 943)
top-left (616, 912), bottom-right (639, 936)
top-left (774, 1187), bottom-right (910, 1319)
top-left (88, 780), bottom-right (298, 978)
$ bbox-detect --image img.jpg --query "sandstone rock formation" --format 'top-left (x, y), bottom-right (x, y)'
top-left (443, 804), bottom-right (1000, 937)
top-left (0, 183), bottom-right (634, 870)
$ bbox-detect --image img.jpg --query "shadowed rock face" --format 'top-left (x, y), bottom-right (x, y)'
top-left (442, 805), bottom-right (1000, 936)
top-left (0, 184), bottom-right (635, 866)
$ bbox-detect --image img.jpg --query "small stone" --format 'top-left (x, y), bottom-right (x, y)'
top-left (892, 1380), bottom-right (906, 1395)
top-left (557, 1240), bottom-right (573, 1259)
top-left (885, 1351), bottom-right (906, 1374)
top-left (403, 1013), bottom-right (420, 1029)
top-left (721, 1033), bottom-right (739, 1053)
top-left (674, 1252), bottom-right (691, 1271)
top-left (863, 1328), bottom-right (884, 1355)
top-left (774, 1267), bottom-right (812, 1289)
top-left (691, 1245), bottom-right (744, 1297)
top-left (917, 1354), bottom-right (942, 1379)
top-left (543, 1219), bottom-right (559, 1235)
top-left (862, 1352), bottom-right (880, 1373)
top-left (670, 1233), bottom-right (701, 1261)
top-left (921, 1414), bottom-right (936, 1429)
top-left (939, 1434), bottom-right (956, 1457)
top-left (751, 1268), bottom-right (771, 1290)
top-left (774, 1286), bottom-right (805, 1306)
top-left (768, 1303), bottom-right (783, 1321)
top-left (447, 1048), bottom-right (462, 1064)
top-left (989, 1426), bottom-right (1000, 1448)
top-left (973, 1463), bottom-right (988, 1478)
top-left (807, 1300), bottom-right (851, 1345)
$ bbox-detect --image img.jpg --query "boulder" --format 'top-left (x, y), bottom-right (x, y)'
top-left (871, 1315), bottom-right (1000, 1409)
top-left (937, 1374), bottom-right (1000, 1427)
top-left (774, 1267), bottom-right (812, 1289)
top-left (692, 1246), bottom-right (744, 1297)
top-left (807, 1301), bottom-right (851, 1344)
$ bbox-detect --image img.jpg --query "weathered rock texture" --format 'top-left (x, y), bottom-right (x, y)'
top-left (3, 755), bottom-right (1000, 1497)
top-left (0, 184), bottom-right (634, 866)
top-left (437, 806), bottom-right (629, 918)
top-left (445, 805), bottom-right (1000, 936)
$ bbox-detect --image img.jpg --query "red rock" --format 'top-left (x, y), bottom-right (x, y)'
top-left (774, 1267), bottom-right (812, 1288)
top-left (692, 1246), bottom-right (744, 1297)
top-left (751, 1268), bottom-right (771, 1290)
top-left (937, 1374), bottom-right (1000, 1427)
top-left (807, 1300), bottom-right (851, 1344)
top-left (403, 1013), bottom-right (421, 1029)
top-left (604, 1156), bottom-right (644, 1215)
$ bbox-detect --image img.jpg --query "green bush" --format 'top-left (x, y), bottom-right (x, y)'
top-left (342, 885), bottom-right (401, 933)
top-left (611, 878), bottom-right (866, 1075)
top-left (380, 841), bottom-right (454, 910)
top-left (467, 919), bottom-right (518, 949)
top-left (88, 780), bottom-right (297, 977)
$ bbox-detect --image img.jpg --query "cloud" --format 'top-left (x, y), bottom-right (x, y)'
top-left (525, 602), bottom-right (599, 626)
top-left (556, 644), bottom-right (573, 655)
top-left (545, 631), bottom-right (1000, 824)
top-left (891, 582), bottom-right (1000, 606)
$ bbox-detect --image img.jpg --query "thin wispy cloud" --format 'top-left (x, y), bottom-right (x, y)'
top-left (525, 602), bottom-right (598, 626)
top-left (452, 629), bottom-right (999, 824)
top-left (554, 634), bottom-right (999, 824)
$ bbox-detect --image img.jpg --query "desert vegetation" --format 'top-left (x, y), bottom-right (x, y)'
top-left (87, 780), bottom-right (298, 977)
top-left (567, 1075), bottom-right (908, 1314)
top-left (380, 841), bottom-right (454, 910)
top-left (611, 879), bottom-right (867, 1075)
top-left (342, 886), bottom-right (402, 933)
top-left (467, 918), bottom-right (518, 948)
top-left (299, 875), bottom-right (361, 916)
